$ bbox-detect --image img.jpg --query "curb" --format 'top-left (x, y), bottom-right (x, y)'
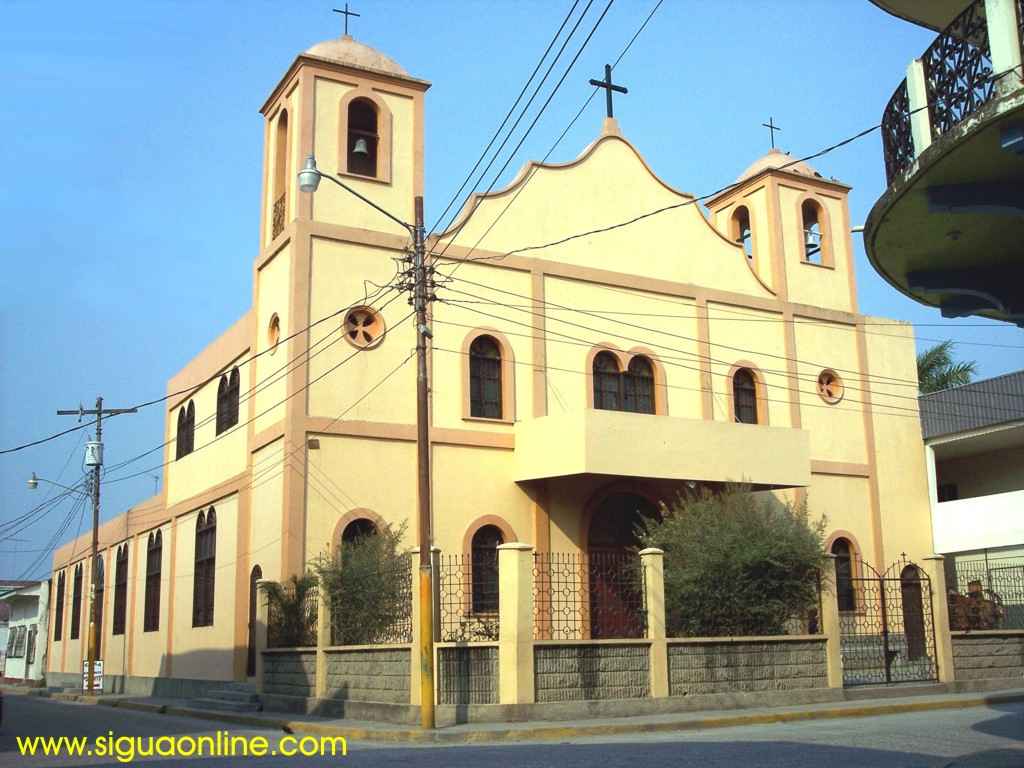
top-left (25, 689), bottom-right (1024, 745)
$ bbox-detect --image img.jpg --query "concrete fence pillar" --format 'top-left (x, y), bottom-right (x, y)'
top-left (819, 554), bottom-right (845, 689)
top-left (906, 58), bottom-right (933, 157)
top-left (922, 554), bottom-right (956, 683)
top-left (498, 543), bottom-right (535, 705)
top-left (254, 579), bottom-right (270, 692)
top-left (409, 547), bottom-right (440, 706)
top-left (315, 581), bottom-right (330, 699)
top-left (985, 0), bottom-right (1024, 95)
top-left (639, 548), bottom-right (668, 698)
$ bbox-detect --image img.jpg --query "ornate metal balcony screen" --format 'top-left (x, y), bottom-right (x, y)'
top-left (532, 551), bottom-right (647, 641)
top-left (266, 583), bottom-right (318, 648)
top-left (949, 555), bottom-right (1024, 630)
top-left (272, 194), bottom-right (286, 239)
top-left (438, 553), bottom-right (500, 641)
top-left (923, 0), bottom-right (994, 141)
top-left (881, 80), bottom-right (914, 184)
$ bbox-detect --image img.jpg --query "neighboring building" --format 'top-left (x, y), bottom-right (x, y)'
top-left (921, 370), bottom-right (1024, 626)
top-left (863, 0), bottom-right (1024, 325)
top-left (0, 580), bottom-right (49, 683)
top-left (46, 32), bottom-right (937, 693)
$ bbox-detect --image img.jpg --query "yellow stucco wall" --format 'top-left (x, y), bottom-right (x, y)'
top-left (254, 245), bottom-right (291, 434)
top-left (250, 439), bottom-right (285, 583)
top-left (779, 186), bottom-right (854, 312)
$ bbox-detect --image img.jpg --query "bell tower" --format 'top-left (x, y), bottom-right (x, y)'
top-left (259, 34), bottom-right (430, 247)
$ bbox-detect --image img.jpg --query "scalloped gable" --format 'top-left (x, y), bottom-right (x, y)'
top-left (435, 132), bottom-right (774, 298)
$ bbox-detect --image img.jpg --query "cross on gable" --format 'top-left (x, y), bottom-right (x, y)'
top-left (333, 4), bottom-right (360, 36)
top-left (762, 117), bottom-right (782, 149)
top-left (589, 64), bottom-right (628, 119)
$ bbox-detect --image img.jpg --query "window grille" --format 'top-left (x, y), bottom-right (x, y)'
top-left (53, 571), bottom-right (65, 641)
top-left (733, 368), bottom-right (758, 424)
top-left (176, 400), bottom-right (195, 459)
top-left (70, 564), bottom-right (83, 640)
top-left (192, 508), bottom-right (216, 627)
top-left (469, 336), bottom-right (503, 419)
top-left (215, 367), bottom-right (240, 435)
top-left (144, 530), bottom-right (162, 632)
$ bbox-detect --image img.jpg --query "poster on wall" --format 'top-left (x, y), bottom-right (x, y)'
top-left (82, 660), bottom-right (103, 692)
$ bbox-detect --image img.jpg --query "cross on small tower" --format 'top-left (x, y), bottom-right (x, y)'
top-left (333, 3), bottom-right (360, 36)
top-left (762, 116), bottom-right (782, 150)
top-left (589, 64), bottom-right (628, 119)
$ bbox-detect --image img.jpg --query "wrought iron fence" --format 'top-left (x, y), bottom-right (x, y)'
top-left (949, 555), bottom-right (1024, 630)
top-left (329, 552), bottom-right (413, 645)
top-left (438, 553), bottom-right (500, 641)
top-left (881, 79), bottom-right (914, 184)
top-left (533, 551), bottom-right (646, 641)
top-left (272, 194), bottom-right (286, 239)
top-left (266, 583), bottom-right (318, 648)
top-left (923, 0), bottom-right (994, 140)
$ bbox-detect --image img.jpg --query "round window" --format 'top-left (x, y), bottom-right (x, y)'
top-left (344, 306), bottom-right (385, 349)
top-left (817, 369), bottom-right (844, 404)
top-left (268, 313), bottom-right (281, 354)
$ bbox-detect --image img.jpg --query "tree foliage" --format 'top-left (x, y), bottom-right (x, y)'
top-left (313, 521), bottom-right (410, 646)
top-left (260, 573), bottom-right (319, 647)
top-left (917, 340), bottom-right (976, 394)
top-left (639, 485), bottom-right (827, 637)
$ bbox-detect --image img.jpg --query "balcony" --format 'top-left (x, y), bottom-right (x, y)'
top-left (514, 409), bottom-right (811, 489)
top-left (933, 488), bottom-right (1024, 552)
top-left (865, 0), bottom-right (1024, 325)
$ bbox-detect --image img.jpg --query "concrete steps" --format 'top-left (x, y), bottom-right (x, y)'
top-left (189, 682), bottom-right (261, 713)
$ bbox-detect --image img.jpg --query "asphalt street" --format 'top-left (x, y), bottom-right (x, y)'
top-left (1, 693), bottom-right (1022, 767)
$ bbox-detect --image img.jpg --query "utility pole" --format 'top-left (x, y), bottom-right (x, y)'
top-left (412, 196), bottom-right (435, 729)
top-left (57, 396), bottom-right (137, 694)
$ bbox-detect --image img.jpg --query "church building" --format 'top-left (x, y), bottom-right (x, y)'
top-left (45, 31), bottom-right (935, 694)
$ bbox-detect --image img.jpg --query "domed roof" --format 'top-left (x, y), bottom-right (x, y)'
top-left (737, 148), bottom-right (822, 182)
top-left (303, 35), bottom-right (409, 77)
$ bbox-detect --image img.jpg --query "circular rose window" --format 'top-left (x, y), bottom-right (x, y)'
top-left (344, 306), bottom-right (385, 349)
top-left (817, 369), bottom-right (844, 404)
top-left (267, 313), bottom-right (281, 354)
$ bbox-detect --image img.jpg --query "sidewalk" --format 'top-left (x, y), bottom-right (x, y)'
top-left (5, 685), bottom-right (1023, 745)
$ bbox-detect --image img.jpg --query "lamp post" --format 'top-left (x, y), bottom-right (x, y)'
top-left (299, 156), bottom-right (435, 729)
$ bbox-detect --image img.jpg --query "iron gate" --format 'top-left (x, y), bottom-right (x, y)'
top-left (838, 556), bottom-right (939, 686)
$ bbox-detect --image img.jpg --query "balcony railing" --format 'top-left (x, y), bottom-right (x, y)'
top-left (272, 194), bottom-right (286, 239)
top-left (922, 0), bottom-right (994, 139)
top-left (879, 0), bottom-right (1023, 185)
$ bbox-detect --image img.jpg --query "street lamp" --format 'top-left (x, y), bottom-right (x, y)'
top-left (27, 472), bottom-right (89, 496)
top-left (298, 156), bottom-right (435, 729)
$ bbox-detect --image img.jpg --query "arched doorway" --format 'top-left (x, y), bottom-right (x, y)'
top-left (900, 565), bottom-right (927, 661)
top-left (341, 518), bottom-right (378, 546)
top-left (246, 564), bottom-right (262, 678)
top-left (587, 492), bottom-right (658, 638)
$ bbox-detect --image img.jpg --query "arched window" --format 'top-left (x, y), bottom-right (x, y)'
top-left (471, 525), bottom-right (503, 613)
top-left (193, 508), bottom-right (216, 627)
top-left (70, 564), bottom-right (83, 640)
top-left (272, 110), bottom-right (289, 239)
top-left (176, 400), bottom-right (195, 460)
top-left (623, 356), bottom-right (655, 415)
top-left (112, 544), bottom-right (128, 636)
top-left (341, 518), bottom-right (378, 546)
top-left (94, 555), bottom-right (105, 656)
top-left (831, 538), bottom-right (856, 611)
top-left (216, 367), bottom-right (240, 435)
top-left (144, 531), bottom-right (162, 632)
top-left (469, 335), bottom-right (503, 419)
top-left (731, 205), bottom-right (753, 260)
top-left (53, 571), bottom-right (65, 641)
top-left (347, 98), bottom-right (378, 178)
top-left (801, 199), bottom-right (823, 264)
top-left (593, 352), bottom-right (622, 411)
top-left (732, 368), bottom-right (759, 424)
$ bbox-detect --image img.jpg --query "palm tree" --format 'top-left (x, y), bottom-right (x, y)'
top-left (917, 340), bottom-right (976, 394)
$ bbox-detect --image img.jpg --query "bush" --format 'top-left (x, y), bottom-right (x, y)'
top-left (639, 485), bottom-right (826, 637)
top-left (314, 521), bottom-right (410, 646)
top-left (261, 573), bottom-right (319, 647)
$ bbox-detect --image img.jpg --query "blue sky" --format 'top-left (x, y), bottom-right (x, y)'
top-left (1, 1), bottom-right (1021, 578)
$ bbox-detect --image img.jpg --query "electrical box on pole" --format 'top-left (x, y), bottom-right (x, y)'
top-left (84, 441), bottom-right (103, 467)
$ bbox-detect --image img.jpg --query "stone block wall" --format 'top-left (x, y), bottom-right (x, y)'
top-left (668, 639), bottom-right (827, 696)
top-left (262, 651), bottom-right (315, 698)
top-left (437, 645), bottom-right (498, 705)
top-left (324, 647), bottom-right (411, 703)
top-left (534, 643), bottom-right (650, 702)
top-left (951, 631), bottom-right (1024, 681)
